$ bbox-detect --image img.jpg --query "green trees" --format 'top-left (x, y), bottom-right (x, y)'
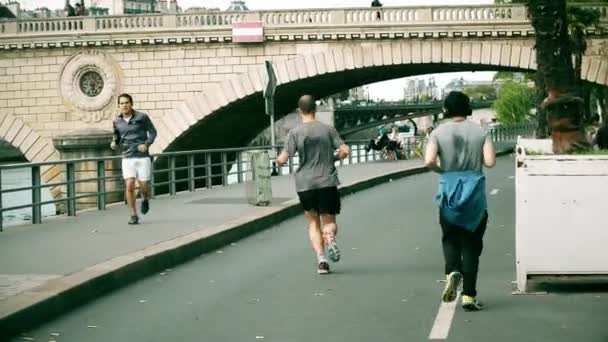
top-left (463, 85), bottom-right (497, 101)
top-left (494, 82), bottom-right (536, 125)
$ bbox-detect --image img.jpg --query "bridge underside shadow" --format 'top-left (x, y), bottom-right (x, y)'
top-left (167, 63), bottom-right (520, 152)
top-left (0, 139), bottom-right (27, 163)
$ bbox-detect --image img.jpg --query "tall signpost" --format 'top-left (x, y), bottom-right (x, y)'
top-left (263, 60), bottom-right (278, 157)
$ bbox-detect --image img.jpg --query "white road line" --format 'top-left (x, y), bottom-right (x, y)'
top-left (428, 292), bottom-right (460, 340)
top-left (490, 188), bottom-right (500, 195)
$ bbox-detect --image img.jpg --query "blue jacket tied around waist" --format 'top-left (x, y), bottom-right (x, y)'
top-left (435, 171), bottom-right (487, 232)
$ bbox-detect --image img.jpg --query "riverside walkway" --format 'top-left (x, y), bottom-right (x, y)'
top-left (2, 153), bottom-right (607, 341)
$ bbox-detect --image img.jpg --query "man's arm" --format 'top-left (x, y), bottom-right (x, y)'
top-left (483, 139), bottom-right (496, 168)
top-left (111, 120), bottom-right (119, 150)
top-left (276, 150), bottom-right (289, 166)
top-left (144, 114), bottom-right (157, 146)
top-left (424, 140), bottom-right (442, 173)
top-left (335, 144), bottom-right (350, 161)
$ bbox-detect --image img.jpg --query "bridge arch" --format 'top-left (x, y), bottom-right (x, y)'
top-left (152, 40), bottom-right (608, 153)
top-left (0, 114), bottom-right (63, 197)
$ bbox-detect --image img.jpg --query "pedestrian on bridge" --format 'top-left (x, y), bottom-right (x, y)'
top-left (276, 95), bottom-right (350, 274)
top-left (111, 94), bottom-right (157, 225)
top-left (424, 91), bottom-right (496, 311)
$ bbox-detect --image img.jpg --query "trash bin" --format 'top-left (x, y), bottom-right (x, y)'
top-left (245, 150), bottom-right (272, 206)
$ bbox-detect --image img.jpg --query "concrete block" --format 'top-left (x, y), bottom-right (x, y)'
top-left (388, 43), bottom-right (401, 65)
top-left (520, 46), bottom-right (532, 69)
top-left (510, 45), bottom-right (522, 68)
top-left (19, 131), bottom-right (39, 155)
top-left (324, 50), bottom-right (337, 73)
top-left (333, 49), bottom-right (345, 71)
top-left (490, 44), bottom-right (501, 66)
top-left (0, 114), bottom-right (15, 137)
top-left (372, 44), bottom-right (383, 66)
top-left (470, 42), bottom-right (482, 64)
top-left (362, 47), bottom-right (374, 67)
top-left (274, 60), bottom-right (290, 84)
top-left (411, 41), bottom-right (422, 63)
top-left (286, 59), bottom-right (301, 80)
top-left (596, 60), bottom-right (608, 86)
top-left (401, 42), bottom-right (412, 64)
top-left (343, 47), bottom-right (355, 70)
top-left (481, 43), bottom-right (492, 65)
top-left (431, 41), bottom-right (441, 63)
top-left (238, 73), bottom-right (255, 96)
top-left (12, 125), bottom-right (32, 148)
top-left (229, 77), bottom-right (247, 99)
top-left (160, 114), bottom-right (182, 138)
top-left (294, 57), bottom-right (309, 79)
top-left (382, 42), bottom-right (392, 65)
top-left (304, 54), bottom-right (318, 77)
top-left (441, 41), bottom-right (452, 63)
top-left (313, 52), bottom-right (327, 75)
top-left (5, 119), bottom-right (23, 143)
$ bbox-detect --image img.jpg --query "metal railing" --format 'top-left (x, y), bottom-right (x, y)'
top-left (0, 140), bottom-right (391, 230)
top-left (0, 125), bottom-right (535, 231)
top-left (487, 123), bottom-right (536, 142)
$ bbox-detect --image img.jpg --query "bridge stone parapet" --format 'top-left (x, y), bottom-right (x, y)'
top-left (0, 3), bottom-right (606, 166)
top-left (0, 4), bottom-right (606, 50)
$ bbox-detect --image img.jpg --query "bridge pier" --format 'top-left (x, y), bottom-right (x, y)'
top-left (52, 129), bottom-right (123, 212)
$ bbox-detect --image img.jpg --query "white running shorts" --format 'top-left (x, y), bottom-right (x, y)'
top-left (122, 157), bottom-right (151, 181)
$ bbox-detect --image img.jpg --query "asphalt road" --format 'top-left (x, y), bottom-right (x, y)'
top-left (14, 156), bottom-right (608, 342)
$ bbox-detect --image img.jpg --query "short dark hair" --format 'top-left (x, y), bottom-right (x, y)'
top-left (443, 91), bottom-right (472, 118)
top-left (298, 95), bottom-right (316, 114)
top-left (117, 93), bottom-right (133, 105)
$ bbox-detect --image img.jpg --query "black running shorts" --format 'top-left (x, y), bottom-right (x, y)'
top-left (297, 186), bottom-right (341, 215)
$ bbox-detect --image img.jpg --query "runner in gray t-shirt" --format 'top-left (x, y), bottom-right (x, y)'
top-left (277, 95), bottom-right (350, 275)
top-left (425, 91), bottom-right (496, 312)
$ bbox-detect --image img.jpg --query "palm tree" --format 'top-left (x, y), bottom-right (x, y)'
top-left (528, 0), bottom-right (590, 153)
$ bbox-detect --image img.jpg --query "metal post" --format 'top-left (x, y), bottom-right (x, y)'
top-left (263, 60), bottom-right (278, 177)
top-left (264, 62), bottom-right (277, 146)
top-left (66, 162), bottom-right (76, 217)
top-left (221, 152), bottom-right (228, 186)
top-left (31, 166), bottom-right (42, 224)
top-left (188, 154), bottom-right (195, 191)
top-left (237, 152), bottom-right (243, 184)
top-left (169, 156), bottom-right (176, 195)
top-left (205, 153), bottom-right (212, 189)
top-left (149, 157), bottom-right (155, 199)
top-left (0, 169), bottom-right (3, 231)
top-left (97, 160), bottom-right (106, 210)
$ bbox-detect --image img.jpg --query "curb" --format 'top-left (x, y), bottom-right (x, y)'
top-left (0, 149), bottom-right (515, 339)
top-left (0, 163), bottom-right (429, 340)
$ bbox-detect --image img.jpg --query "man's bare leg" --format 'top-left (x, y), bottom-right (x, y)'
top-left (125, 178), bottom-right (138, 223)
top-left (304, 211), bottom-right (324, 256)
top-left (137, 179), bottom-right (150, 215)
top-left (304, 211), bottom-right (330, 273)
top-left (138, 180), bottom-right (150, 199)
top-left (321, 214), bottom-right (340, 262)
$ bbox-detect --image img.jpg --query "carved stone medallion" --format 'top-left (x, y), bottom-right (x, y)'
top-left (60, 51), bottom-right (121, 121)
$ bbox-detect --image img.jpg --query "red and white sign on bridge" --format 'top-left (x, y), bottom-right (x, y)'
top-left (232, 21), bottom-right (264, 43)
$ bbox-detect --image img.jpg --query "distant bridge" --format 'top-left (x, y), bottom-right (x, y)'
top-left (335, 99), bottom-right (494, 135)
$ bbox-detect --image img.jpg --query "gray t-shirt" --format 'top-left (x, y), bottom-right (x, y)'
top-left (284, 121), bottom-right (344, 192)
top-left (429, 120), bottom-right (491, 173)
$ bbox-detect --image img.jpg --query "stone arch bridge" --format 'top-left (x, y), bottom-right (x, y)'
top-left (0, 3), bottom-right (607, 188)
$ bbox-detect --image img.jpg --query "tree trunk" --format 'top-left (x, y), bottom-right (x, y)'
top-left (582, 84), bottom-right (592, 124)
top-left (601, 87), bottom-right (608, 124)
top-left (528, 0), bottom-right (590, 153)
top-left (535, 71), bottom-right (548, 138)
